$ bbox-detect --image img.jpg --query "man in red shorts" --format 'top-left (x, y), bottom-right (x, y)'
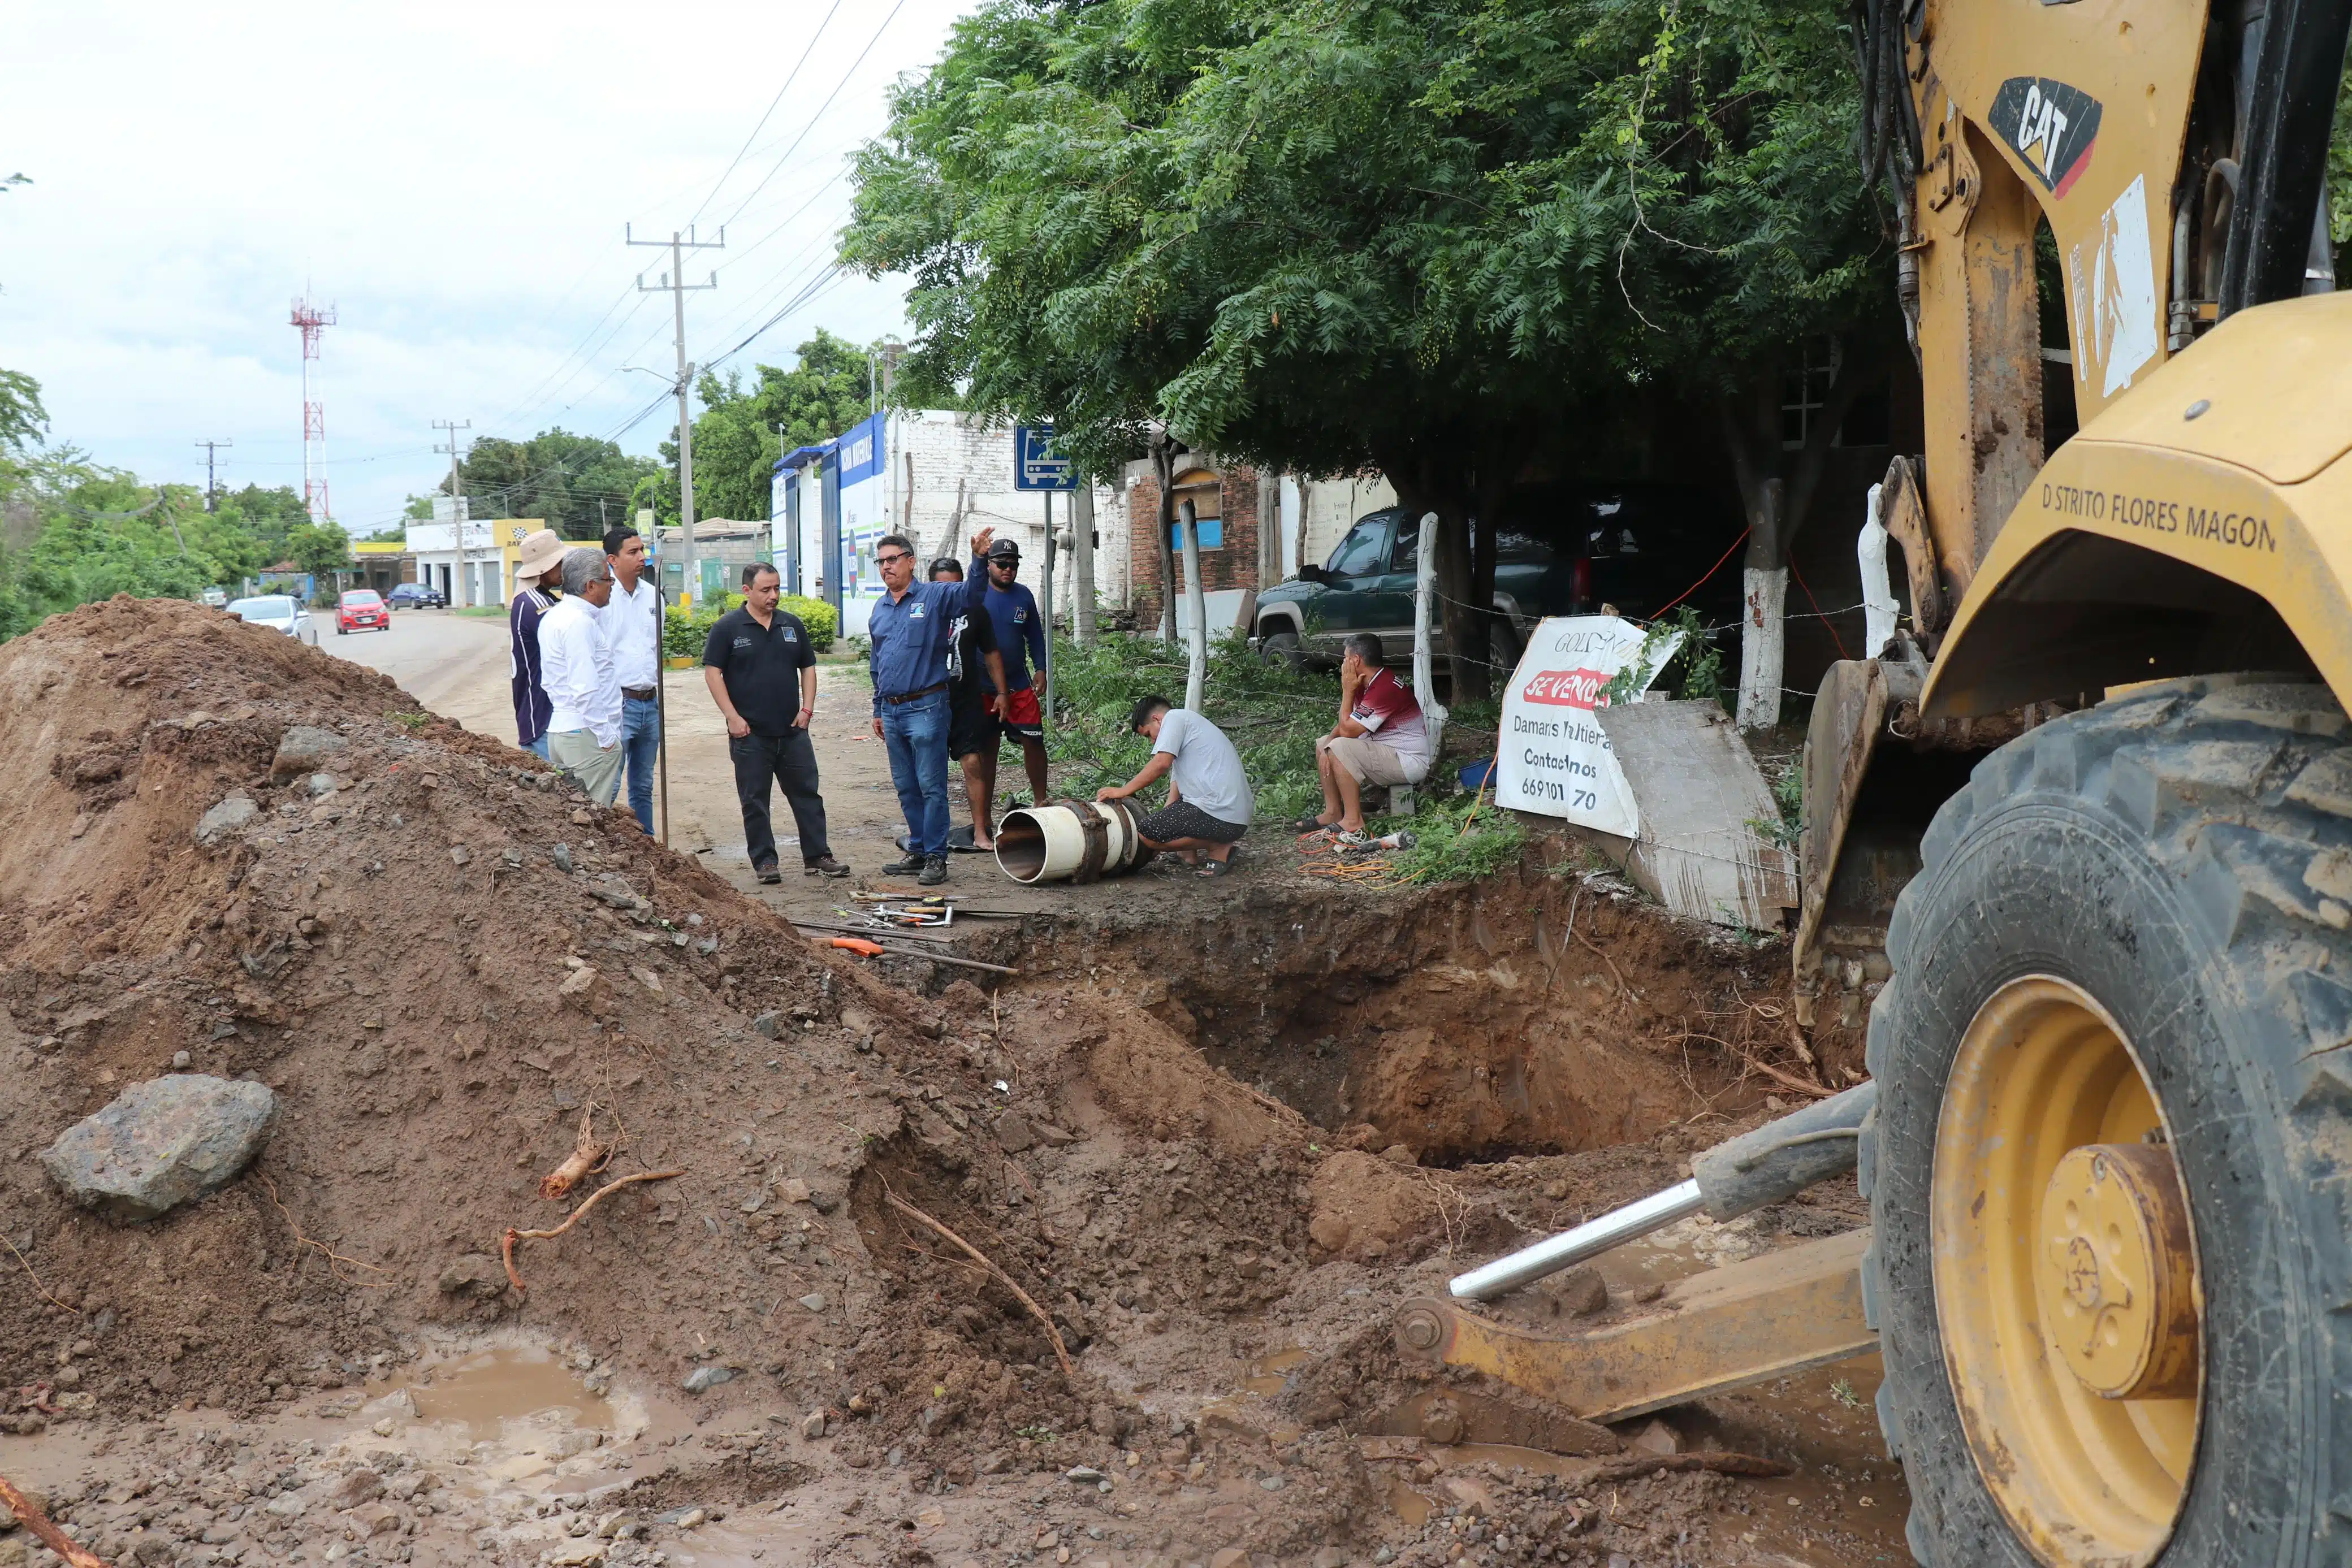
top-left (972, 536), bottom-right (1053, 807)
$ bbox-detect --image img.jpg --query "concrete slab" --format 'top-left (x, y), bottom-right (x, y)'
top-left (1595, 700), bottom-right (1798, 930)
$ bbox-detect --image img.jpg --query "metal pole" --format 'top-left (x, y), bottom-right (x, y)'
top-left (672, 234), bottom-right (697, 608)
top-left (655, 578), bottom-right (671, 847)
top-left (630, 224), bottom-right (721, 606)
top-left (1448, 1180), bottom-right (1706, 1301)
top-left (435, 419), bottom-right (470, 603)
top-left (1041, 489), bottom-right (1056, 725)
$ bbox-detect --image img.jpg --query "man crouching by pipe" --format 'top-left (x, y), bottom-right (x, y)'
top-left (1095, 694), bottom-right (1254, 878)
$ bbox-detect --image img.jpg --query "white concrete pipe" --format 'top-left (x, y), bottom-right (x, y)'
top-left (995, 799), bottom-right (1156, 884)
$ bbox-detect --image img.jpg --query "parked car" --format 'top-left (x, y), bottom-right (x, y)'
top-left (225, 595), bottom-right (318, 646)
top-left (200, 586), bottom-right (228, 608)
top-left (1251, 482), bottom-right (1745, 675)
top-left (386, 582), bottom-right (446, 609)
top-left (336, 588), bottom-right (390, 635)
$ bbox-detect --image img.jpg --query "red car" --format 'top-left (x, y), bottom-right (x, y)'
top-left (336, 590), bottom-right (390, 634)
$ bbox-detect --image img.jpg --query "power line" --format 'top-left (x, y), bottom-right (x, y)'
top-left (715, 0), bottom-right (914, 232)
top-left (688, 0), bottom-right (850, 228)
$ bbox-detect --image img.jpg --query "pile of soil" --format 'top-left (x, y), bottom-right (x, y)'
top-left (0, 596), bottom-right (1886, 1567)
top-left (0, 596), bottom-right (1182, 1452)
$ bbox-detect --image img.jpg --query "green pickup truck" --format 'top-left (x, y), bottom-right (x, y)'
top-left (1250, 483), bottom-right (1743, 674)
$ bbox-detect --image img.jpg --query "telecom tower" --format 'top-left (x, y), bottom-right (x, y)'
top-left (289, 296), bottom-right (337, 523)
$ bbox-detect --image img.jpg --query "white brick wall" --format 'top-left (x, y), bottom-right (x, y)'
top-left (892, 411), bottom-right (1127, 623)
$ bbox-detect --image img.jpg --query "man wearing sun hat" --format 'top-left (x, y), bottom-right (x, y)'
top-left (508, 527), bottom-right (569, 759)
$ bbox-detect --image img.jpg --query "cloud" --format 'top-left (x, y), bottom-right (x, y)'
top-left (0, 0), bottom-right (968, 531)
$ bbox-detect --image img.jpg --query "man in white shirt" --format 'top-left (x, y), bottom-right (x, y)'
top-left (538, 548), bottom-right (624, 805)
top-left (601, 524), bottom-right (664, 834)
top-left (1095, 694), bottom-right (1253, 877)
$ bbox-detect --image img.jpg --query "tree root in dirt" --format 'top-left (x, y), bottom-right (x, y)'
top-left (502, 1169), bottom-right (684, 1296)
top-left (1, 1469), bottom-right (110, 1568)
top-left (884, 1186), bottom-right (1075, 1379)
top-left (538, 1112), bottom-right (613, 1201)
top-left (253, 1171), bottom-right (390, 1284)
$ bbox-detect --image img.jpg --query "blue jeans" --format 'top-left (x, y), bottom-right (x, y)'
top-left (620, 696), bottom-right (660, 834)
top-left (880, 688), bottom-right (952, 856)
top-left (526, 734), bottom-right (550, 761)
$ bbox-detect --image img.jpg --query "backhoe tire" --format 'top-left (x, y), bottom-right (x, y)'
top-left (1864, 674), bottom-right (2352, 1567)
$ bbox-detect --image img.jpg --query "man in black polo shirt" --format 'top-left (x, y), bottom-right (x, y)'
top-left (702, 564), bottom-right (849, 882)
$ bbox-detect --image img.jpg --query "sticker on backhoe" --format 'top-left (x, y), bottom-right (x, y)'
top-left (2068, 175), bottom-right (2161, 397)
top-left (1989, 76), bottom-right (2103, 197)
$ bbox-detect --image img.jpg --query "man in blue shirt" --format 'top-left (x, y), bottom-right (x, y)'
top-left (972, 537), bottom-right (1054, 809)
top-left (868, 527), bottom-right (995, 884)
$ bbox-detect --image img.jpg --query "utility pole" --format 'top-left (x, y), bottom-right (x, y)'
top-left (629, 224), bottom-right (723, 606)
top-left (434, 419), bottom-right (471, 605)
top-left (193, 439), bottom-right (232, 512)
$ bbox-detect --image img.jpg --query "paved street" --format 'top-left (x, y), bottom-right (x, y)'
top-left (312, 607), bottom-right (514, 734)
top-left (312, 605), bottom-right (986, 918)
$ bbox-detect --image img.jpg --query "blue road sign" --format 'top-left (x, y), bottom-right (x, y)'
top-left (1014, 425), bottom-right (1078, 491)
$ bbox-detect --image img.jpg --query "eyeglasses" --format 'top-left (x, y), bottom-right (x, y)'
top-left (875, 551), bottom-right (913, 566)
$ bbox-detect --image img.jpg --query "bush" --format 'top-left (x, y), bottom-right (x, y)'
top-left (1044, 629), bottom-right (1338, 824)
top-left (662, 591), bottom-right (838, 660)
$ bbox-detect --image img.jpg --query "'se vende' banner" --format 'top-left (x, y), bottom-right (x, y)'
top-left (1496, 616), bottom-right (1682, 836)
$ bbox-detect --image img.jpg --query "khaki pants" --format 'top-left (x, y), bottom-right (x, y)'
top-left (1319, 733), bottom-right (1427, 788)
top-left (548, 729), bottom-right (623, 805)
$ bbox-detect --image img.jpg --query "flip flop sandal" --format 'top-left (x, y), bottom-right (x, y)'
top-left (1290, 810), bottom-right (1329, 833)
top-left (1196, 857), bottom-right (1234, 878)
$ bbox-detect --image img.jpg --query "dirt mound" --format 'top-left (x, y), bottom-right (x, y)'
top-left (0, 597), bottom-right (1173, 1450)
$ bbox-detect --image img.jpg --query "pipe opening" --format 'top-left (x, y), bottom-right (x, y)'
top-left (996, 808), bottom-right (1052, 884)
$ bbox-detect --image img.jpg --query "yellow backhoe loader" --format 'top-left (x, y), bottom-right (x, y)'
top-left (1404, 0), bottom-right (2352, 1561)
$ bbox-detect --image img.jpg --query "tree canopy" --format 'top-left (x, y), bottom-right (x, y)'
top-left (440, 428), bottom-right (662, 541)
top-left (844, 0), bottom-right (1892, 695)
top-left (637, 330), bottom-right (878, 527)
top-left (0, 370), bottom-right (333, 641)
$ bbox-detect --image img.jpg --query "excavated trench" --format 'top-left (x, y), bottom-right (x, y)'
top-left (973, 859), bottom-right (1823, 1166)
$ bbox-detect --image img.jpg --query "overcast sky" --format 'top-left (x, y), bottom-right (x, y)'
top-left (0, 1), bottom-right (973, 535)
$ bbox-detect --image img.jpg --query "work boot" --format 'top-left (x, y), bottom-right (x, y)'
top-left (918, 854), bottom-right (950, 886)
top-left (883, 851), bottom-right (927, 876)
top-left (805, 855), bottom-right (851, 878)
top-left (753, 859), bottom-right (783, 885)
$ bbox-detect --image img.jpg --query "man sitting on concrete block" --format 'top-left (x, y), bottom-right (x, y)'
top-left (1297, 633), bottom-right (1432, 844)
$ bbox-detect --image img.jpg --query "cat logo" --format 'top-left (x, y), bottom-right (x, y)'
top-left (1989, 76), bottom-right (2103, 198)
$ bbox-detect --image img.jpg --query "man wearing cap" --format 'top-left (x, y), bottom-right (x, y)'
top-left (538, 548), bottom-right (625, 804)
top-left (602, 523), bottom-right (663, 835)
top-left (508, 527), bottom-right (568, 760)
top-left (972, 535), bottom-right (1052, 808)
top-left (867, 526), bottom-right (996, 886)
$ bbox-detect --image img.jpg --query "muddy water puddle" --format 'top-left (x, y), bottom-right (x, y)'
top-left (383, 1344), bottom-right (618, 1441)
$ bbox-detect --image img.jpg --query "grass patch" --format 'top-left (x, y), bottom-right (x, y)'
top-left (1043, 631), bottom-right (1525, 885)
top-left (1377, 790), bottom-right (1526, 885)
top-left (452, 604), bottom-right (507, 618)
top-left (1044, 630), bottom-right (1335, 824)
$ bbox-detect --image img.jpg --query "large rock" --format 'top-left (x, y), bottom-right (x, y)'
top-left (270, 725), bottom-right (348, 780)
top-left (194, 793), bottom-right (257, 847)
top-left (41, 1075), bottom-right (279, 1221)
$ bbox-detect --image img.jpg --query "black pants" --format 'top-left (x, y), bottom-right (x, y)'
top-left (730, 729), bottom-right (832, 869)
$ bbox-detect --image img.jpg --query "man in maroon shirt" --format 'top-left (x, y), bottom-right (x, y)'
top-left (1298, 634), bottom-right (1433, 843)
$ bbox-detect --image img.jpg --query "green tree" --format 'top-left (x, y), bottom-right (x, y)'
top-left (0, 368), bottom-right (328, 640)
top-left (642, 332), bottom-right (877, 528)
top-left (445, 428), bottom-right (662, 540)
top-left (845, 0), bottom-right (1887, 700)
